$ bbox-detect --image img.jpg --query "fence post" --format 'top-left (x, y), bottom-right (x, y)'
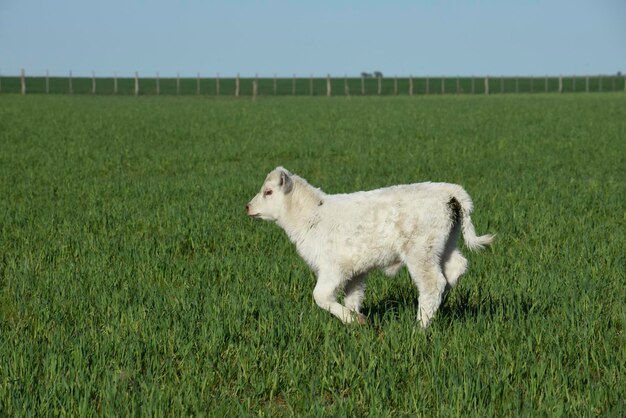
top-left (21, 69), bottom-right (25, 95)
top-left (46, 70), bottom-right (49, 94)
top-left (216, 73), bottom-right (220, 96)
top-left (327, 74), bottom-right (331, 97)
top-left (69, 70), bottom-right (73, 94)
top-left (156, 72), bottom-right (160, 95)
top-left (135, 72), bottom-right (139, 96)
top-left (92, 71), bottom-right (96, 94)
top-left (235, 73), bottom-right (240, 97)
top-left (409, 76), bottom-right (413, 96)
top-left (485, 76), bottom-right (489, 95)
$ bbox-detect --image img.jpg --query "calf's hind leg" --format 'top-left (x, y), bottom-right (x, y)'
top-left (441, 214), bottom-right (467, 290)
top-left (405, 238), bottom-right (448, 328)
top-left (443, 249), bottom-right (467, 289)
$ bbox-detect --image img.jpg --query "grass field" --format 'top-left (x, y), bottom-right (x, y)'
top-left (0, 94), bottom-right (624, 415)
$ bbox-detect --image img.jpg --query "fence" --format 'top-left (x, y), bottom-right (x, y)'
top-left (2, 71), bottom-right (626, 96)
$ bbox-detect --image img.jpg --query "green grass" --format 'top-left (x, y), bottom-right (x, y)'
top-left (0, 94), bottom-right (624, 415)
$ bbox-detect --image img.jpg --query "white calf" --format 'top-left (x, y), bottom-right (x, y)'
top-left (246, 167), bottom-right (494, 328)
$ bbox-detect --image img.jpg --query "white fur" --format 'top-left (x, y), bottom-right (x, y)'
top-left (246, 167), bottom-right (494, 328)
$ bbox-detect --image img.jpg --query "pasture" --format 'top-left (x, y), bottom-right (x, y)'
top-left (0, 94), bottom-right (624, 415)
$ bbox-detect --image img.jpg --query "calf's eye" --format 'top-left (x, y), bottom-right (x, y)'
top-left (263, 189), bottom-right (273, 196)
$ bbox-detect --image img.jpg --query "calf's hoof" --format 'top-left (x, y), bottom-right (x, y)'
top-left (353, 312), bottom-right (367, 325)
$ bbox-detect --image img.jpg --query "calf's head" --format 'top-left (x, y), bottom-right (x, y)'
top-left (246, 167), bottom-right (293, 221)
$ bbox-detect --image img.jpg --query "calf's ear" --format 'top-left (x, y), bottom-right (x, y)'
top-left (279, 169), bottom-right (293, 194)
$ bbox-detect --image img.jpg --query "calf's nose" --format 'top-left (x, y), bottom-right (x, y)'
top-left (245, 204), bottom-right (250, 213)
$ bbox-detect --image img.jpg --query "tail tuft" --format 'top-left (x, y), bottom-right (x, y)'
top-left (464, 233), bottom-right (495, 251)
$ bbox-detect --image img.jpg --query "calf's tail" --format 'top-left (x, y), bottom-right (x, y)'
top-left (449, 186), bottom-right (495, 251)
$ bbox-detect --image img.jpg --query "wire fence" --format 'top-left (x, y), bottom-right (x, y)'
top-left (3, 71), bottom-right (626, 96)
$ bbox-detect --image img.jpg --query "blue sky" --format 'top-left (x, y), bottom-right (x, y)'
top-left (1, 0), bottom-right (624, 77)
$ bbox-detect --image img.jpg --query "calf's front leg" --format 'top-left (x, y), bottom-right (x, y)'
top-left (313, 270), bottom-right (365, 324)
top-left (344, 273), bottom-right (366, 314)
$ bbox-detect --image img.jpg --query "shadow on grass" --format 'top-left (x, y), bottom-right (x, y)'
top-left (362, 289), bottom-right (544, 325)
top-left (361, 296), bottom-right (418, 323)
